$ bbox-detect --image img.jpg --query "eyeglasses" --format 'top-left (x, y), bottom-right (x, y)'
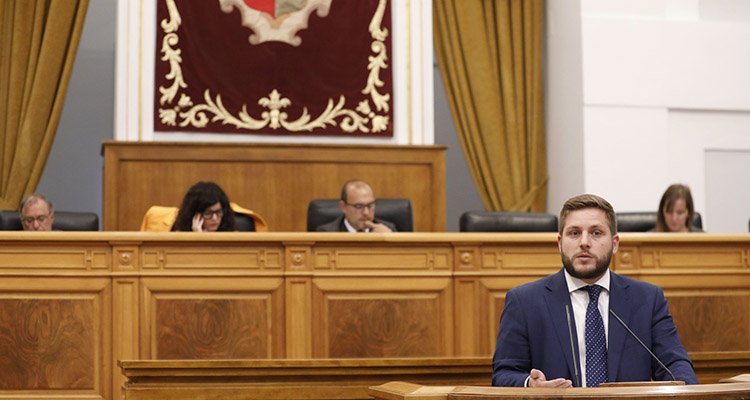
top-left (201, 209), bottom-right (224, 219)
top-left (345, 202), bottom-right (375, 211)
top-left (22, 215), bottom-right (50, 225)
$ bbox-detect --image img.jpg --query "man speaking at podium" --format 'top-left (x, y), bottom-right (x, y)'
top-left (492, 194), bottom-right (697, 387)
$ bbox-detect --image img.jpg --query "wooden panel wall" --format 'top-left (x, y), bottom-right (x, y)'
top-left (102, 142), bottom-right (446, 232)
top-left (0, 232), bottom-right (748, 400)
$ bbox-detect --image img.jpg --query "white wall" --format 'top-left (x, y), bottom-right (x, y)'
top-left (545, 0), bottom-right (586, 213)
top-left (547, 0), bottom-right (750, 232)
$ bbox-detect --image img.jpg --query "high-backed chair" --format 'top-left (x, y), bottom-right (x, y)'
top-left (616, 211), bottom-right (703, 232)
top-left (307, 199), bottom-right (413, 232)
top-left (459, 211), bottom-right (558, 232)
top-left (0, 210), bottom-right (99, 231)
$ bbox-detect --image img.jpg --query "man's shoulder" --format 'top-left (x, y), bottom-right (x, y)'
top-left (509, 270), bottom-right (562, 296)
top-left (316, 215), bottom-right (345, 232)
top-left (611, 271), bottom-right (662, 295)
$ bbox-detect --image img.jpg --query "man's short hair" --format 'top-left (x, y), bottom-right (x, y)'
top-left (20, 194), bottom-right (54, 214)
top-left (559, 194), bottom-right (617, 235)
top-left (340, 179), bottom-right (372, 202)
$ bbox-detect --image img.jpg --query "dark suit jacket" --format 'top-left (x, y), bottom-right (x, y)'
top-left (315, 215), bottom-right (397, 232)
top-left (492, 269), bottom-right (697, 386)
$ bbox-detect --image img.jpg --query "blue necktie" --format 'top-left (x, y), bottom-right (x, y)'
top-left (585, 285), bottom-right (607, 387)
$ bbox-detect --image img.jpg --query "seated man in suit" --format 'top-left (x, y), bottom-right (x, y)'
top-left (20, 194), bottom-right (55, 231)
top-left (492, 194), bottom-right (697, 387)
top-left (316, 180), bottom-right (396, 233)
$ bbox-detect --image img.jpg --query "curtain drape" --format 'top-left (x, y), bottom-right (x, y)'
top-left (434, 0), bottom-right (547, 212)
top-left (0, 0), bottom-right (89, 210)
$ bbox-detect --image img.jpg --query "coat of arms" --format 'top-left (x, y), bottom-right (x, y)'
top-left (219, 0), bottom-right (332, 46)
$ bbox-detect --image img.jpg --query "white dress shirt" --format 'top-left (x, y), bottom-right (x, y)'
top-left (564, 269), bottom-right (610, 387)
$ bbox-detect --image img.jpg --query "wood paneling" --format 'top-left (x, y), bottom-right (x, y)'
top-left (155, 298), bottom-right (272, 359)
top-left (668, 292), bottom-right (750, 352)
top-left (0, 274), bottom-right (111, 399)
top-left (102, 142), bottom-right (446, 232)
top-left (0, 231), bottom-right (749, 400)
top-left (141, 277), bottom-right (285, 360)
top-left (0, 299), bottom-right (94, 389)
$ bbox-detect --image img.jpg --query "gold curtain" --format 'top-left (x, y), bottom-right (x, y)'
top-left (0, 0), bottom-right (89, 210)
top-left (434, 0), bottom-right (547, 212)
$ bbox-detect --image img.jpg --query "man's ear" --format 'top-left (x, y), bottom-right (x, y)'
top-left (338, 200), bottom-right (346, 213)
top-left (612, 234), bottom-right (620, 254)
top-left (556, 234), bottom-right (562, 252)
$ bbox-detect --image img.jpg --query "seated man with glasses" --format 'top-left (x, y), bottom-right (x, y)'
top-left (316, 179), bottom-right (396, 233)
top-left (20, 194), bottom-right (55, 231)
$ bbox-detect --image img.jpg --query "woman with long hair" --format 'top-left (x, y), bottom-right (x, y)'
top-left (654, 184), bottom-right (703, 232)
top-left (171, 181), bottom-right (236, 232)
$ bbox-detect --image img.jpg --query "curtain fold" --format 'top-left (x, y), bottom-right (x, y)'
top-left (434, 0), bottom-right (547, 212)
top-left (0, 0), bottom-right (89, 210)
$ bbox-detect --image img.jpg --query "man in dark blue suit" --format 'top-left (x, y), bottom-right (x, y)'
top-left (492, 194), bottom-right (697, 387)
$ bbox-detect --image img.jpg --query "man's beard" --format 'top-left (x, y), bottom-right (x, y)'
top-left (561, 250), bottom-right (613, 281)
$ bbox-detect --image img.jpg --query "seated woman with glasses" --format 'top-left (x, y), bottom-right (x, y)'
top-left (172, 181), bottom-right (236, 232)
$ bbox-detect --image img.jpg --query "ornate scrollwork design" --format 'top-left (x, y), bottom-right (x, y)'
top-left (157, 0), bottom-right (390, 134)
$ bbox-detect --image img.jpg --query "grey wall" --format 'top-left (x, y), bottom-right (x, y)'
top-left (36, 0), bottom-right (115, 228)
top-left (37, 0), bottom-right (484, 231)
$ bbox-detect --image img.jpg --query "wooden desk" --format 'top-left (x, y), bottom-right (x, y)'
top-left (102, 142), bottom-right (447, 231)
top-left (117, 356), bottom-right (750, 400)
top-left (369, 381), bottom-right (750, 400)
top-left (0, 232), bottom-right (748, 400)
top-left (120, 358), bottom-right (489, 400)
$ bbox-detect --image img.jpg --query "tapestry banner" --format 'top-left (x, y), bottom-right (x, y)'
top-left (155, 0), bottom-right (393, 137)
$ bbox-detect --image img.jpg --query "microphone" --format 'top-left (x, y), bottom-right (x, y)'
top-left (608, 309), bottom-right (677, 382)
top-left (565, 304), bottom-right (581, 387)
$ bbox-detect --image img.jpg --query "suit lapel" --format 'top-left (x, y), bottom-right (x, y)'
top-left (607, 271), bottom-right (631, 382)
top-left (544, 270), bottom-right (581, 385)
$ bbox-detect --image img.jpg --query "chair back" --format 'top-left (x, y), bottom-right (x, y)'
top-left (234, 212), bottom-right (256, 232)
top-left (615, 211), bottom-right (703, 232)
top-left (140, 205), bottom-right (258, 232)
top-left (307, 198), bottom-right (413, 232)
top-left (459, 211), bottom-right (558, 232)
top-left (0, 210), bottom-right (99, 231)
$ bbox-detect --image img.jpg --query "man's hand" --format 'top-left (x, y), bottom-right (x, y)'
top-left (192, 213), bottom-right (204, 232)
top-left (528, 369), bottom-right (573, 388)
top-left (364, 221), bottom-right (392, 233)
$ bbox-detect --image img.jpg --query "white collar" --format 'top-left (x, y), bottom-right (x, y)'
top-left (343, 218), bottom-right (368, 233)
top-left (564, 268), bottom-right (611, 293)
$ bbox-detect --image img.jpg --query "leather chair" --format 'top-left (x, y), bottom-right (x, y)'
top-left (307, 198), bottom-right (413, 232)
top-left (234, 212), bottom-right (256, 232)
top-left (459, 211), bottom-right (558, 232)
top-left (616, 211), bottom-right (703, 232)
top-left (0, 210), bottom-right (99, 231)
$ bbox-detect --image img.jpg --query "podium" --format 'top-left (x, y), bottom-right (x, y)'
top-left (368, 381), bottom-right (750, 400)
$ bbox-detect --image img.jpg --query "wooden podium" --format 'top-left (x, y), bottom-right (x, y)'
top-left (368, 381), bottom-right (750, 400)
